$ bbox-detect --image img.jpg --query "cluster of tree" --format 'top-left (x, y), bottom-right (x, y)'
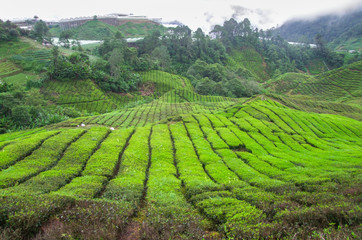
top-left (0, 82), bottom-right (82, 132)
top-left (95, 34), bottom-right (145, 92)
top-left (0, 20), bottom-right (22, 41)
top-left (47, 17), bottom-right (346, 98)
top-left (29, 20), bottom-right (50, 42)
top-left (259, 35), bottom-right (314, 76)
top-left (187, 59), bottom-right (262, 97)
top-left (135, 22), bottom-right (262, 97)
top-left (48, 47), bottom-right (92, 80)
top-left (48, 34), bottom-right (144, 93)
top-left (314, 34), bottom-right (344, 68)
top-left (135, 18), bottom-right (319, 96)
top-left (210, 18), bottom-right (259, 50)
top-left (137, 27), bottom-right (228, 73)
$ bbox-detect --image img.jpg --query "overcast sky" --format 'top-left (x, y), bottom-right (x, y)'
top-left (2, 0), bottom-right (362, 32)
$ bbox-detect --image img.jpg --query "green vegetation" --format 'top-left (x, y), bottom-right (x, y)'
top-left (0, 128), bottom-right (84, 188)
top-left (60, 90), bottom-right (243, 129)
top-left (2, 73), bottom-right (41, 87)
top-left (266, 60), bottom-right (362, 103)
top-left (228, 47), bottom-right (269, 81)
top-left (0, 60), bottom-right (21, 77)
top-left (0, 99), bottom-right (360, 239)
top-left (0, 12), bottom-right (361, 240)
top-left (42, 78), bottom-right (119, 113)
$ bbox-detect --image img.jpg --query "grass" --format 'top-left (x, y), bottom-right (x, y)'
top-left (2, 72), bottom-right (41, 86)
top-left (0, 40), bottom-right (31, 60)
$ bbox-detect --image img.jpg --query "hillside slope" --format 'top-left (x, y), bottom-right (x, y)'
top-left (0, 99), bottom-right (361, 239)
top-left (228, 47), bottom-right (270, 82)
top-left (265, 60), bottom-right (362, 102)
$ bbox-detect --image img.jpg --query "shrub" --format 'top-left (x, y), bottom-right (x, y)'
top-left (34, 199), bottom-right (133, 240)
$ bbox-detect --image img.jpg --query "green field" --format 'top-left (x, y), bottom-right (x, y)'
top-left (2, 73), bottom-right (41, 86)
top-left (0, 39), bottom-right (32, 60)
top-left (0, 98), bottom-right (361, 239)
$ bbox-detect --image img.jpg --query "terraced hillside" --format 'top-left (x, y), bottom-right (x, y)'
top-left (59, 89), bottom-right (243, 128)
top-left (41, 70), bottom-right (241, 117)
top-left (268, 93), bottom-right (362, 121)
top-left (266, 60), bottom-right (362, 102)
top-left (42, 79), bottom-right (119, 114)
top-left (0, 60), bottom-right (21, 77)
top-left (228, 47), bottom-right (270, 82)
top-left (0, 99), bottom-right (361, 239)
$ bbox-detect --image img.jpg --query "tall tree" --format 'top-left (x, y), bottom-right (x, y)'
top-left (32, 20), bottom-right (49, 41)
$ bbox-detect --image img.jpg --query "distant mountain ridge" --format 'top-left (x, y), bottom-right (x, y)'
top-left (274, 9), bottom-right (362, 49)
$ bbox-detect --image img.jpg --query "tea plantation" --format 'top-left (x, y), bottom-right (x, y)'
top-left (0, 98), bottom-right (361, 239)
top-left (0, 36), bottom-right (361, 239)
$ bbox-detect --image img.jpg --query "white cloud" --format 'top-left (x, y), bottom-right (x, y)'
top-left (1, 0), bottom-right (361, 32)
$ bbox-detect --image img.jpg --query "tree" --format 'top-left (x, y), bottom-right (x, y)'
top-left (59, 30), bottom-right (73, 48)
top-left (195, 77), bottom-right (216, 95)
top-left (315, 34), bottom-right (328, 57)
top-left (109, 48), bottom-right (124, 79)
top-left (0, 80), bottom-right (12, 93)
top-left (314, 34), bottom-right (343, 68)
top-left (0, 20), bottom-right (21, 41)
top-left (12, 105), bottom-right (31, 126)
top-left (151, 45), bottom-right (171, 69)
top-left (51, 46), bottom-right (60, 71)
top-left (32, 20), bottom-right (49, 41)
top-left (138, 30), bottom-right (161, 55)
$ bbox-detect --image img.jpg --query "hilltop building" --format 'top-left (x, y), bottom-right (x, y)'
top-left (58, 13), bottom-right (162, 30)
top-left (11, 16), bottom-right (39, 30)
top-left (10, 13), bottom-right (162, 31)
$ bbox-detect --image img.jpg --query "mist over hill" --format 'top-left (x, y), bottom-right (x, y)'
top-left (274, 9), bottom-right (362, 46)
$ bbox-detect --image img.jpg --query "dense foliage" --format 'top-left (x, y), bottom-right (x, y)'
top-left (0, 83), bottom-right (83, 131)
top-left (0, 20), bottom-right (21, 42)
